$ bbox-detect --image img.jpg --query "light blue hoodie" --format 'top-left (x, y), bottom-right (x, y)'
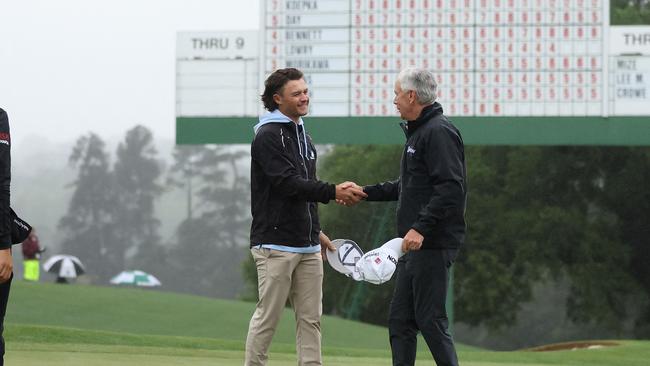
top-left (252, 109), bottom-right (320, 254)
top-left (253, 109), bottom-right (299, 134)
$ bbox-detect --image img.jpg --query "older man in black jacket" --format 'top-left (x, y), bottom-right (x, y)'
top-left (363, 68), bottom-right (467, 366)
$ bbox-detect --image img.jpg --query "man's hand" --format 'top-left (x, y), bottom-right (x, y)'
top-left (319, 231), bottom-right (336, 261)
top-left (0, 248), bottom-right (13, 283)
top-left (335, 181), bottom-right (367, 206)
top-left (402, 229), bottom-right (424, 252)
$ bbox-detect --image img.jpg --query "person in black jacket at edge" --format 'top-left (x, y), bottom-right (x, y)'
top-left (362, 68), bottom-right (467, 366)
top-left (0, 108), bottom-right (33, 365)
top-left (245, 68), bottom-right (367, 366)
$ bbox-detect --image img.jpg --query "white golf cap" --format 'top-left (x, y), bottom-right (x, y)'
top-left (326, 239), bottom-right (364, 276)
top-left (352, 238), bottom-right (404, 285)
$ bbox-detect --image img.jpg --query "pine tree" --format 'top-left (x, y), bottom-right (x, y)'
top-left (113, 125), bottom-right (164, 273)
top-left (59, 133), bottom-right (118, 282)
top-left (166, 145), bottom-right (250, 298)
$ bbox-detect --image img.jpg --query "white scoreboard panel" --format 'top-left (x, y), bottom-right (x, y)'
top-left (176, 31), bottom-right (259, 117)
top-left (263, 0), bottom-right (610, 117)
top-left (177, 59), bottom-right (259, 116)
top-left (608, 26), bottom-right (650, 115)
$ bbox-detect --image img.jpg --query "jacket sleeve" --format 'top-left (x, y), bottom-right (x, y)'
top-left (252, 128), bottom-right (335, 203)
top-left (411, 126), bottom-right (466, 236)
top-left (0, 109), bottom-right (11, 249)
top-left (363, 178), bottom-right (400, 201)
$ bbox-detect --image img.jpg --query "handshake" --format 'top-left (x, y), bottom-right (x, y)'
top-left (334, 181), bottom-right (367, 206)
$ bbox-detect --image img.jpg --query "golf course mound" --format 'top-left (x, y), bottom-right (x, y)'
top-left (528, 340), bottom-right (620, 352)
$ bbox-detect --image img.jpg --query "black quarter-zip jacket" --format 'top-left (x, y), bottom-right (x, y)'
top-left (250, 119), bottom-right (335, 248)
top-left (0, 109), bottom-right (32, 248)
top-left (364, 103), bottom-right (467, 249)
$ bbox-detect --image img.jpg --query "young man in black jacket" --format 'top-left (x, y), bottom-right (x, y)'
top-left (363, 68), bottom-right (467, 366)
top-left (245, 68), bottom-right (366, 366)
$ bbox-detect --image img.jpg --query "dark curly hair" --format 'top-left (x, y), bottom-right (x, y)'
top-left (261, 68), bottom-right (304, 111)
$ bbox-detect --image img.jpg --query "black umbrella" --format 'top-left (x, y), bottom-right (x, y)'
top-left (43, 255), bottom-right (86, 279)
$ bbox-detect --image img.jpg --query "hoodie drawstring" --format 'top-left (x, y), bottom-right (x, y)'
top-left (295, 125), bottom-right (309, 179)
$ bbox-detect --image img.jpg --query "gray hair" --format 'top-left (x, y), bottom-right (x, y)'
top-left (397, 68), bottom-right (437, 105)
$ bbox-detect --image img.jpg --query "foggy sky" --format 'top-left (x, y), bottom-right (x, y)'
top-left (0, 0), bottom-right (259, 148)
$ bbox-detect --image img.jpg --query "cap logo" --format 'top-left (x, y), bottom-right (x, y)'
top-left (0, 132), bottom-right (9, 145)
top-left (374, 257), bottom-right (382, 264)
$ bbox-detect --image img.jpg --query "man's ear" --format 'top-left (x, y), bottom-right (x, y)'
top-left (409, 90), bottom-right (417, 104)
top-left (273, 93), bottom-right (282, 106)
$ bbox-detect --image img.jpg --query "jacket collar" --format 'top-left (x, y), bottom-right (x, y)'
top-left (405, 102), bottom-right (443, 136)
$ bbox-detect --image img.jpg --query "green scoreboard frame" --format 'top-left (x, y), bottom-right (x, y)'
top-left (177, 116), bottom-right (650, 145)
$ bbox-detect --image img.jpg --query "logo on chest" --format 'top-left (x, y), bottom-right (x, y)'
top-left (406, 145), bottom-right (416, 155)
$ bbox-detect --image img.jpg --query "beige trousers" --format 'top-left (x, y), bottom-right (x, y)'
top-left (245, 248), bottom-right (323, 366)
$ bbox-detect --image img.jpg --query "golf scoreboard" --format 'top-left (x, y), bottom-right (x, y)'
top-left (176, 0), bottom-right (650, 145)
top-left (263, 0), bottom-right (648, 117)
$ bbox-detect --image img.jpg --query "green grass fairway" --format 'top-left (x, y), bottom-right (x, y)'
top-left (6, 330), bottom-right (650, 366)
top-left (5, 281), bottom-right (650, 365)
top-left (8, 281), bottom-right (470, 354)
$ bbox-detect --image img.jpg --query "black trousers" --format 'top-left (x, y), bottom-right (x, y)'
top-left (389, 249), bottom-right (459, 366)
top-left (0, 273), bottom-right (12, 366)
